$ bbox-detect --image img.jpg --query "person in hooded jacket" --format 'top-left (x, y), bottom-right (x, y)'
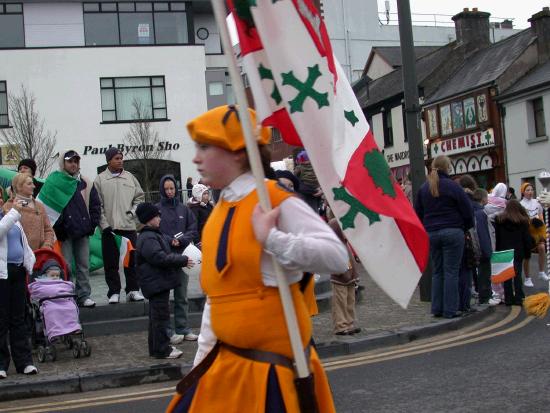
top-left (52, 150), bottom-right (101, 308)
top-left (187, 184), bottom-right (213, 244)
top-left (155, 175), bottom-right (199, 343)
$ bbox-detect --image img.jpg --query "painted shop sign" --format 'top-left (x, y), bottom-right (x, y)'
top-left (431, 128), bottom-right (494, 157)
top-left (386, 150), bottom-right (409, 164)
top-left (82, 141), bottom-right (181, 156)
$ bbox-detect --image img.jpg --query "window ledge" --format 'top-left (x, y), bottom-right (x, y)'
top-left (526, 135), bottom-right (548, 144)
top-left (100, 118), bottom-right (170, 125)
top-left (0, 126), bottom-right (12, 129)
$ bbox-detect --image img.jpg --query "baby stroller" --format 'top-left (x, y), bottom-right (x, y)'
top-left (27, 248), bottom-right (91, 362)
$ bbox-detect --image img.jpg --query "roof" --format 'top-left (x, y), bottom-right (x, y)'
top-left (357, 43), bottom-right (455, 109)
top-left (369, 46), bottom-right (441, 69)
top-left (425, 29), bottom-right (536, 104)
top-left (498, 60), bottom-right (550, 99)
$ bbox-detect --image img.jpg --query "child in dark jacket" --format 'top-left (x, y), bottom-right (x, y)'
top-left (135, 202), bottom-right (194, 359)
top-left (472, 189), bottom-right (494, 305)
top-left (494, 200), bottom-right (533, 306)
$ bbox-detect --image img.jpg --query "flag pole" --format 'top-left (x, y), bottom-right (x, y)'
top-left (210, 0), bottom-right (311, 379)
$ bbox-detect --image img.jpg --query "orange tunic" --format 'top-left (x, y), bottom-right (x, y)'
top-left (167, 181), bottom-right (335, 413)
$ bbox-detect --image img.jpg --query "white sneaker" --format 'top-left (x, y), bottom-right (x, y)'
top-left (524, 278), bottom-right (535, 287)
top-left (488, 298), bottom-right (501, 306)
top-left (108, 294), bottom-right (120, 304)
top-left (23, 365), bottom-right (38, 375)
top-left (127, 291), bottom-right (144, 302)
top-left (170, 334), bottom-right (185, 345)
top-left (165, 346), bottom-right (183, 359)
top-left (0, 370), bottom-right (6, 379)
top-left (81, 298), bottom-right (96, 308)
top-left (184, 332), bottom-right (199, 341)
top-left (539, 272), bottom-right (550, 281)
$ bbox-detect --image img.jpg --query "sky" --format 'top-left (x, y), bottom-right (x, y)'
top-left (380, 0), bottom-right (549, 29)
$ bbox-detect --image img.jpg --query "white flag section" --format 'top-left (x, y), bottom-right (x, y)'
top-left (231, 0), bottom-right (429, 308)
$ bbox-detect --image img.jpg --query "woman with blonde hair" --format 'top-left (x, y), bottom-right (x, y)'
top-left (3, 173), bottom-right (54, 251)
top-left (415, 155), bottom-right (474, 318)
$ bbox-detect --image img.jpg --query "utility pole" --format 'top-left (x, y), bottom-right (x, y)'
top-left (397, 0), bottom-right (431, 301)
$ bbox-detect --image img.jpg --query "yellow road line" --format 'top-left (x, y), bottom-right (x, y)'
top-left (324, 315), bottom-right (534, 371)
top-left (13, 392), bottom-right (175, 413)
top-left (323, 306), bottom-right (520, 368)
top-left (0, 385), bottom-right (176, 412)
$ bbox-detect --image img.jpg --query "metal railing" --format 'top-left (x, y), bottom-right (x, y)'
top-left (378, 11), bottom-right (514, 28)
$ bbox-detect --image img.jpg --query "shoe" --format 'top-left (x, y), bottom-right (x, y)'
top-left (335, 330), bottom-right (351, 336)
top-left (127, 291), bottom-right (144, 302)
top-left (524, 278), bottom-right (534, 288)
top-left (170, 334), bottom-right (185, 345)
top-left (108, 294), bottom-right (120, 304)
top-left (80, 298), bottom-right (96, 308)
top-left (184, 332), bottom-right (199, 341)
top-left (0, 370), bottom-right (6, 379)
top-left (23, 365), bottom-right (38, 375)
top-left (165, 346), bottom-right (183, 359)
top-left (348, 327), bottom-right (361, 334)
top-left (488, 298), bottom-right (501, 306)
top-left (539, 272), bottom-right (550, 281)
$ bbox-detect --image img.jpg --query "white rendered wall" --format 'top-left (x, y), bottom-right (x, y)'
top-left (365, 54), bottom-right (394, 80)
top-left (0, 45), bottom-right (208, 181)
top-left (503, 90), bottom-right (550, 195)
top-left (24, 2), bottom-right (85, 47)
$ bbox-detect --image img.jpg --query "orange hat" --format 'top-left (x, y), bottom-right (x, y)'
top-left (520, 182), bottom-right (532, 195)
top-left (186, 105), bottom-right (271, 152)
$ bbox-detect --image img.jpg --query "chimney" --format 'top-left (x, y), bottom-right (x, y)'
top-left (452, 8), bottom-right (491, 50)
top-left (529, 7), bottom-right (550, 64)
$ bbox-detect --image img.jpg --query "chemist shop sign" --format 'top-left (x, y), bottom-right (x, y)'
top-left (431, 128), bottom-right (495, 157)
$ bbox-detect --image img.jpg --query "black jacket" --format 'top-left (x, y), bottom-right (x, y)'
top-left (494, 218), bottom-right (533, 261)
top-left (135, 226), bottom-right (188, 298)
top-left (54, 178), bottom-right (101, 241)
top-left (155, 175), bottom-right (198, 253)
top-left (188, 202), bottom-right (213, 242)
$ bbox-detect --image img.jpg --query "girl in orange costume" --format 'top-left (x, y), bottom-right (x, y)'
top-left (166, 105), bottom-right (348, 413)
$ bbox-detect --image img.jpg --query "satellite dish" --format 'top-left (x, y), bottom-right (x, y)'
top-left (182, 243), bottom-right (202, 278)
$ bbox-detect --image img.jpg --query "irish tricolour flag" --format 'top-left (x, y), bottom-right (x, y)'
top-left (229, 0), bottom-right (429, 308)
top-left (37, 171), bottom-right (78, 225)
top-left (491, 250), bottom-right (516, 284)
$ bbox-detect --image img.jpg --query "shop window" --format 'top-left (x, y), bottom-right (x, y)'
top-left (382, 108), bottom-right (393, 148)
top-left (0, 3), bottom-right (24, 48)
top-left (83, 2), bottom-right (190, 46)
top-left (100, 76), bottom-right (168, 123)
top-left (533, 97), bottom-right (546, 137)
top-left (0, 81), bottom-right (8, 127)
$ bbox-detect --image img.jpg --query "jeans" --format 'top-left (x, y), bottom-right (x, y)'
top-left (148, 290), bottom-right (171, 358)
top-left (173, 271), bottom-right (190, 335)
top-left (0, 264), bottom-right (33, 372)
top-left (101, 229), bottom-right (139, 297)
top-left (61, 236), bottom-right (91, 304)
top-left (429, 228), bottom-right (465, 318)
top-left (503, 259), bottom-right (525, 305)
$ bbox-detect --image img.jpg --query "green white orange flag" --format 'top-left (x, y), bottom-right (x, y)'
top-left (228, 0), bottom-right (429, 308)
top-left (37, 171), bottom-right (78, 225)
top-left (491, 250), bottom-right (515, 284)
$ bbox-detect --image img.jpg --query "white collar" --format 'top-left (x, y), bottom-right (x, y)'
top-left (220, 172), bottom-right (257, 202)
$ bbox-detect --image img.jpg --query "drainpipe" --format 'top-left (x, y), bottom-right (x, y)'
top-left (341, 0), bottom-right (352, 80)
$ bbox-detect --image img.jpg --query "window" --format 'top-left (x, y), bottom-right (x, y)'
top-left (533, 97), bottom-right (546, 137)
top-left (100, 76), bottom-right (167, 123)
top-left (83, 2), bottom-right (190, 46)
top-left (0, 3), bottom-right (24, 48)
top-left (382, 108), bottom-right (393, 147)
top-left (0, 82), bottom-right (8, 127)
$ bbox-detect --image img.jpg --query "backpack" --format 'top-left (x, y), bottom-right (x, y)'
top-left (464, 223), bottom-right (482, 269)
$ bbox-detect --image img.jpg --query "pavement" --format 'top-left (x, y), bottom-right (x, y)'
top-left (0, 264), bottom-right (499, 402)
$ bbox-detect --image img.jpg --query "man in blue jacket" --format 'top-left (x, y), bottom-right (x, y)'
top-left (156, 175), bottom-right (198, 343)
top-left (53, 150), bottom-right (101, 308)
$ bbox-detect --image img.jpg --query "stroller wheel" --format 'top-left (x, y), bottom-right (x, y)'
top-left (64, 336), bottom-right (73, 349)
top-left (72, 345), bottom-right (80, 359)
top-left (47, 345), bottom-right (57, 362)
top-left (37, 346), bottom-right (46, 363)
top-left (81, 341), bottom-right (92, 357)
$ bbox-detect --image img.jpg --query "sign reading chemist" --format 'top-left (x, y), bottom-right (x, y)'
top-left (82, 141), bottom-right (180, 156)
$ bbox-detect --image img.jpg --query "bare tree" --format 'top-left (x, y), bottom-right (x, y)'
top-left (123, 99), bottom-right (165, 200)
top-left (1, 85), bottom-right (57, 177)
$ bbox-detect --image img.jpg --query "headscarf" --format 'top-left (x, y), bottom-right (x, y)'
top-left (488, 182), bottom-right (507, 209)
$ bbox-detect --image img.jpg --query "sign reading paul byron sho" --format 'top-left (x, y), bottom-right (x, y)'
top-left (82, 141), bottom-right (180, 156)
top-left (431, 128), bottom-right (495, 157)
